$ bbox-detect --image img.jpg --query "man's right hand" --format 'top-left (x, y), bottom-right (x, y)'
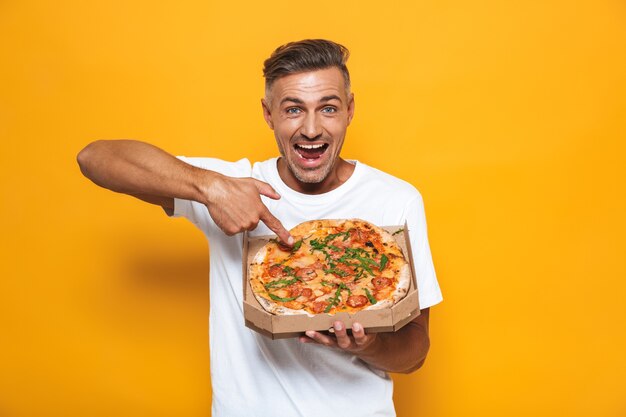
top-left (202, 172), bottom-right (294, 246)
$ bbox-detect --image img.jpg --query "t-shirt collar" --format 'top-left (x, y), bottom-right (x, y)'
top-left (266, 157), bottom-right (363, 205)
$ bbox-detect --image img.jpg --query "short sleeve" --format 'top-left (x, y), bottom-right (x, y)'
top-left (171, 157), bottom-right (252, 233)
top-left (403, 193), bottom-right (443, 309)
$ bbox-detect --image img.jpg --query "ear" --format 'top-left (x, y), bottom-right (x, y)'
top-left (261, 98), bottom-right (274, 130)
top-left (347, 92), bottom-right (355, 126)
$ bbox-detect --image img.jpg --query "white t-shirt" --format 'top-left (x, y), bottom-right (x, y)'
top-left (173, 157), bottom-right (443, 417)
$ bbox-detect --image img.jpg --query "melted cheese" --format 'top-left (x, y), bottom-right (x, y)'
top-left (255, 220), bottom-right (408, 315)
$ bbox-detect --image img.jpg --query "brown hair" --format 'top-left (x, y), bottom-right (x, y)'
top-left (263, 39), bottom-right (351, 94)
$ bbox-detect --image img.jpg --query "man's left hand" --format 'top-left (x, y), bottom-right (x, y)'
top-left (300, 321), bottom-right (377, 354)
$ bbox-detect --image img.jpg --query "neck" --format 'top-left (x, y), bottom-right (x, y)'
top-left (277, 158), bottom-right (355, 195)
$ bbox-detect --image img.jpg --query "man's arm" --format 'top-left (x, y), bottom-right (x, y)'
top-left (77, 140), bottom-right (293, 243)
top-left (300, 308), bottom-right (430, 374)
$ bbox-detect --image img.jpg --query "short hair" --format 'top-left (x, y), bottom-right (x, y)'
top-left (263, 39), bottom-right (351, 95)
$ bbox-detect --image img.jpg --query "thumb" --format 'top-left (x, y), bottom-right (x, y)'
top-left (259, 206), bottom-right (294, 247)
top-left (253, 179), bottom-right (281, 200)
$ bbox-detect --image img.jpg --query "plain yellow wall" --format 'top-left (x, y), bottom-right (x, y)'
top-left (1, 1), bottom-right (625, 416)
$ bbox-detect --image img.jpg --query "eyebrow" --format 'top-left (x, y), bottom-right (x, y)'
top-left (320, 95), bottom-right (342, 103)
top-left (280, 97), bottom-right (304, 105)
top-left (279, 95), bottom-right (343, 106)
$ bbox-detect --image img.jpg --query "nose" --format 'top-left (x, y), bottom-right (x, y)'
top-left (299, 112), bottom-right (323, 140)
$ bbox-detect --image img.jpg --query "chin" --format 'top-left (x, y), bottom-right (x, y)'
top-left (295, 173), bottom-right (326, 184)
top-left (291, 163), bottom-right (333, 185)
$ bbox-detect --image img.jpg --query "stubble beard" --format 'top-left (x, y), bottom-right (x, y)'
top-left (277, 140), bottom-right (336, 184)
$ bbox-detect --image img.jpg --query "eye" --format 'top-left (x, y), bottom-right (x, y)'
top-left (321, 106), bottom-right (337, 113)
top-left (286, 107), bottom-right (302, 115)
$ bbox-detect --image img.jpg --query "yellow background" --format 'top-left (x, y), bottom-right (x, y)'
top-left (1, 1), bottom-right (625, 416)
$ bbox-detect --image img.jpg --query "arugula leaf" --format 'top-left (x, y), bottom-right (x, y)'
top-left (324, 268), bottom-right (347, 277)
top-left (310, 239), bottom-right (326, 251)
top-left (324, 282), bottom-right (350, 313)
top-left (264, 277), bottom-right (300, 290)
top-left (362, 257), bottom-right (379, 266)
top-left (324, 298), bottom-right (338, 313)
top-left (360, 264), bottom-right (374, 275)
top-left (341, 248), bottom-right (379, 273)
top-left (379, 254), bottom-right (388, 271)
top-left (353, 270), bottom-right (364, 282)
top-left (364, 288), bottom-right (377, 305)
top-left (268, 293), bottom-right (298, 302)
top-left (292, 239), bottom-right (303, 252)
top-left (323, 231), bottom-right (351, 244)
top-left (347, 259), bottom-right (373, 275)
top-left (337, 254), bottom-right (373, 276)
top-left (343, 247), bottom-right (369, 257)
top-left (342, 282), bottom-right (352, 296)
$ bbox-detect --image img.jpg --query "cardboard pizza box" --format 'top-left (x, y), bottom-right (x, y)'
top-left (242, 222), bottom-right (420, 339)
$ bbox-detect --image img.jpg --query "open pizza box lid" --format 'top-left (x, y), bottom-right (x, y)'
top-left (242, 222), bottom-right (420, 339)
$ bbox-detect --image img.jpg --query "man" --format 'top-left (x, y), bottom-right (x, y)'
top-left (77, 39), bottom-right (442, 416)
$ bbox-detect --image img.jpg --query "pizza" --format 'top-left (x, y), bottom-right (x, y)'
top-left (249, 219), bottom-right (411, 316)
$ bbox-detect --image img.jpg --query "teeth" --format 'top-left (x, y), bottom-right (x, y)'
top-left (296, 143), bottom-right (325, 149)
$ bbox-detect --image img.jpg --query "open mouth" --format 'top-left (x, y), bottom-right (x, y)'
top-left (293, 143), bottom-right (329, 161)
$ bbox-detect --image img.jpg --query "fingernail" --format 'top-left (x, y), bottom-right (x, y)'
top-left (353, 323), bottom-right (361, 331)
top-left (305, 330), bottom-right (315, 338)
top-left (334, 322), bottom-right (343, 331)
top-left (288, 236), bottom-right (294, 245)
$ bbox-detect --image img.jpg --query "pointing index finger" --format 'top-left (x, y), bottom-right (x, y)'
top-left (259, 206), bottom-right (293, 246)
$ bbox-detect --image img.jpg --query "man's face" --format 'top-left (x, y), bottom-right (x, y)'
top-left (262, 67), bottom-right (354, 186)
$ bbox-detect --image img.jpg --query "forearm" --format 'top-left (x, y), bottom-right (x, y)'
top-left (77, 139), bottom-right (292, 241)
top-left (77, 140), bottom-right (212, 205)
top-left (356, 310), bottom-right (430, 374)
